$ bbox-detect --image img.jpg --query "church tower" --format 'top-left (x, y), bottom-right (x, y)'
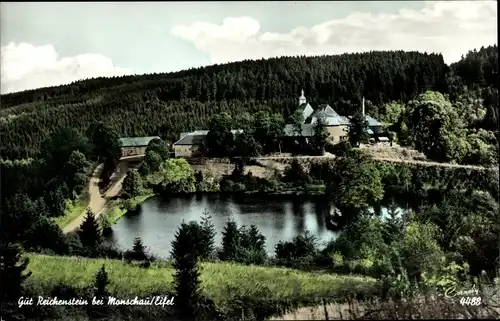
top-left (298, 89), bottom-right (306, 106)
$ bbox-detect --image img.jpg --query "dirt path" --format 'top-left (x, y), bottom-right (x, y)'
top-left (270, 303), bottom-right (356, 320)
top-left (62, 163), bottom-right (128, 234)
top-left (372, 157), bottom-right (499, 171)
top-left (252, 154), bottom-right (497, 171)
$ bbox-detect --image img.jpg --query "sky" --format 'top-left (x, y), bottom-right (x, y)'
top-left (0, 1), bottom-right (497, 94)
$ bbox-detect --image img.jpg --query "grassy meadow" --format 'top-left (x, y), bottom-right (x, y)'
top-left (25, 254), bottom-right (376, 308)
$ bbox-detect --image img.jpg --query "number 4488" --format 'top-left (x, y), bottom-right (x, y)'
top-left (460, 296), bottom-right (482, 306)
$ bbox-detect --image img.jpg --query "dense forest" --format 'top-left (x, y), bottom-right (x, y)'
top-left (1, 46), bottom-right (497, 160)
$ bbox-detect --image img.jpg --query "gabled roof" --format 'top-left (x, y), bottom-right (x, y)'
top-left (310, 116), bottom-right (350, 126)
top-left (365, 115), bottom-right (383, 127)
top-left (283, 124), bottom-right (314, 137)
top-left (316, 105), bottom-right (339, 117)
top-left (119, 136), bottom-right (161, 147)
top-left (346, 115), bottom-right (383, 127)
top-left (299, 103), bottom-right (314, 121)
top-left (174, 133), bottom-right (206, 145)
top-left (173, 130), bottom-right (244, 146)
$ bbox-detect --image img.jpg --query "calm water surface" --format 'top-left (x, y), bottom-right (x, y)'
top-left (104, 194), bottom-right (340, 258)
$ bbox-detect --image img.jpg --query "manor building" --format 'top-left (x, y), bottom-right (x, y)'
top-left (172, 90), bottom-right (389, 157)
top-left (284, 90), bottom-right (387, 144)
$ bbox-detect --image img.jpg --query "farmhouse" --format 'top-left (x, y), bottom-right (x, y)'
top-left (119, 136), bottom-right (160, 157)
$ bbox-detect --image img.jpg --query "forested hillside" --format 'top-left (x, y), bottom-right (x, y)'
top-left (0, 46), bottom-right (497, 161)
top-left (1, 50), bottom-right (450, 159)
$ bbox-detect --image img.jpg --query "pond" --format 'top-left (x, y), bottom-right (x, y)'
top-left (104, 194), bottom-right (399, 258)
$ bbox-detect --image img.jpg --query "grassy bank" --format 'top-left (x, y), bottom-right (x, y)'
top-left (25, 254), bottom-right (377, 314)
top-left (54, 193), bottom-right (89, 229)
top-left (100, 193), bottom-right (154, 228)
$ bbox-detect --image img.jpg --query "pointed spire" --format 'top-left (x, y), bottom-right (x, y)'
top-left (298, 89), bottom-right (306, 106)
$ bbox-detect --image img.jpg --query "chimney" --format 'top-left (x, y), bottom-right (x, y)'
top-left (362, 97), bottom-right (365, 117)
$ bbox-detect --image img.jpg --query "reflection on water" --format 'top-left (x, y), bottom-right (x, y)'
top-left (105, 194), bottom-right (337, 258)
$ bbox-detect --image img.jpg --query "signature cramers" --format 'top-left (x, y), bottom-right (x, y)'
top-left (18, 296), bottom-right (174, 308)
top-left (444, 284), bottom-right (480, 298)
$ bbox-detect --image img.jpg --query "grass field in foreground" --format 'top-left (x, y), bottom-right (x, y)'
top-left (25, 254), bottom-right (376, 306)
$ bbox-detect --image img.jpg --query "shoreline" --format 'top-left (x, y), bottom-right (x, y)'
top-left (100, 193), bottom-right (155, 230)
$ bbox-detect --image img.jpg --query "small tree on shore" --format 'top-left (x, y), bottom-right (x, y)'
top-left (200, 210), bottom-right (216, 260)
top-left (124, 237), bottom-right (149, 263)
top-left (219, 220), bottom-right (241, 261)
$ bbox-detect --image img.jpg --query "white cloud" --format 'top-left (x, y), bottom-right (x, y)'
top-left (170, 1), bottom-right (497, 66)
top-left (1, 42), bottom-right (133, 94)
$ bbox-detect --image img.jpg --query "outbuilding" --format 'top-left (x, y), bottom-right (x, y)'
top-left (119, 136), bottom-right (161, 157)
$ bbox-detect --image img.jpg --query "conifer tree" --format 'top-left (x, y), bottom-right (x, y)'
top-left (241, 224), bottom-right (267, 265)
top-left (219, 220), bottom-right (241, 261)
top-left (88, 264), bottom-right (110, 318)
top-left (171, 223), bottom-right (202, 320)
top-left (1, 242), bottom-right (32, 319)
top-left (199, 210), bottom-right (216, 260)
top-left (348, 110), bottom-right (370, 147)
top-left (78, 209), bottom-right (102, 249)
top-left (131, 237), bottom-right (148, 261)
